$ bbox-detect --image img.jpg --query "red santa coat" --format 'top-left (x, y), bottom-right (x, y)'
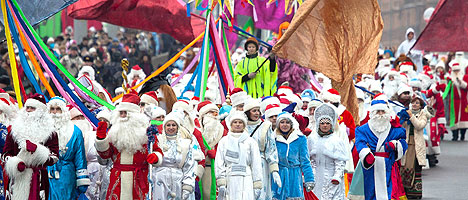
top-left (337, 105), bottom-right (356, 141)
top-left (2, 132), bottom-right (59, 200)
top-left (438, 75), bottom-right (468, 130)
top-left (96, 138), bottom-right (162, 200)
top-left (423, 88), bottom-right (447, 154)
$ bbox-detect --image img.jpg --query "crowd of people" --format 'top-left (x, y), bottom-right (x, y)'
top-left (0, 20), bottom-right (465, 200)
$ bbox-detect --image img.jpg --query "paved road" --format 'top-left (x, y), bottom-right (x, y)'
top-left (422, 133), bottom-right (468, 200)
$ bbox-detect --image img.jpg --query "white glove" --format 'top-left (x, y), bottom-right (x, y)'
top-left (218, 186), bottom-right (226, 199)
top-left (272, 171), bottom-right (282, 188)
top-left (254, 188), bottom-right (261, 199)
top-left (182, 189), bottom-right (191, 200)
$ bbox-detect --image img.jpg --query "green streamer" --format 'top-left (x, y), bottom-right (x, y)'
top-left (201, 135), bottom-right (217, 200)
top-left (442, 80), bottom-right (452, 99)
top-left (449, 84), bottom-right (455, 127)
top-left (11, 0), bottom-right (115, 110)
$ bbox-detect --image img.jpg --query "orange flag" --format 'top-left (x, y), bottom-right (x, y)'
top-left (273, 0), bottom-right (383, 124)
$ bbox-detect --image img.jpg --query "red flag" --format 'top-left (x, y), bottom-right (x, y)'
top-left (67, 0), bottom-right (204, 45)
top-left (412, 0), bottom-right (468, 52)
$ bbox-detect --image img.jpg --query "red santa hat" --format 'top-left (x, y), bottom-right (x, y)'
top-left (284, 93), bottom-right (303, 111)
top-left (264, 104), bottom-right (282, 119)
top-left (243, 98), bottom-right (260, 112)
top-left (279, 98), bottom-right (290, 109)
top-left (0, 98), bottom-right (12, 116)
top-left (140, 91), bottom-right (159, 106)
top-left (68, 106), bottom-right (83, 120)
top-left (172, 99), bottom-right (192, 113)
top-left (370, 93), bottom-right (390, 112)
top-left (115, 92), bottom-right (141, 113)
top-left (230, 88), bottom-right (247, 108)
top-left (24, 93), bottom-right (47, 111)
top-left (451, 63), bottom-right (462, 71)
top-left (320, 88), bottom-right (341, 103)
top-left (277, 85), bottom-right (294, 96)
top-left (127, 65), bottom-right (146, 80)
top-left (197, 100), bottom-right (219, 117)
top-left (260, 96), bottom-right (280, 114)
top-left (399, 61), bottom-right (414, 73)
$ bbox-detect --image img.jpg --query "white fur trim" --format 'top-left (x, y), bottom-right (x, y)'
top-left (95, 138), bottom-right (110, 152)
top-left (115, 102), bottom-right (140, 113)
top-left (253, 181), bottom-right (262, 189)
top-left (17, 143), bottom-right (51, 166)
top-left (141, 94), bottom-right (159, 106)
top-left (4, 156), bottom-right (24, 178)
top-left (77, 178), bottom-right (91, 187)
top-left (96, 110), bottom-right (111, 121)
top-left (182, 184), bottom-right (194, 193)
top-left (24, 98), bottom-right (47, 111)
top-left (437, 117), bottom-right (446, 124)
top-left (358, 148), bottom-right (373, 170)
top-left (120, 151), bottom-right (133, 165)
top-left (154, 151), bottom-right (163, 165)
top-left (217, 178), bottom-right (226, 186)
top-left (120, 171), bottom-right (133, 200)
top-left (395, 140), bottom-right (404, 161)
top-left (370, 103), bottom-right (389, 112)
top-left (196, 164), bottom-right (205, 178)
top-left (399, 64), bottom-right (413, 73)
top-left (269, 163), bottom-right (279, 173)
top-left (78, 66), bottom-right (96, 81)
top-left (199, 103), bottom-right (219, 117)
top-left (321, 90), bottom-right (341, 103)
top-left (243, 98), bottom-right (260, 112)
top-left (172, 101), bottom-right (191, 114)
top-left (276, 130), bottom-right (300, 145)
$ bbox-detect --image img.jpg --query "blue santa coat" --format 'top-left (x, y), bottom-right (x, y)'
top-left (48, 125), bottom-right (89, 200)
top-left (355, 124), bottom-right (408, 200)
top-left (273, 131), bottom-right (314, 199)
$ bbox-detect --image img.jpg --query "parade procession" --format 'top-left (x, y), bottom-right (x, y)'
top-left (0, 0), bottom-right (466, 199)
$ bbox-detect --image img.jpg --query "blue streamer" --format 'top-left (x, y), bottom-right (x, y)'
top-left (10, 0), bottom-right (99, 126)
top-left (6, 4), bottom-right (46, 100)
top-left (196, 0), bottom-right (209, 11)
top-left (186, 3), bottom-right (191, 17)
top-left (209, 38), bottom-right (228, 96)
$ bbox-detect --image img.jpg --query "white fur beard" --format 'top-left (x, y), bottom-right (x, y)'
top-left (108, 112), bottom-right (149, 154)
top-left (202, 116), bottom-right (223, 146)
top-left (451, 73), bottom-right (465, 87)
top-left (51, 114), bottom-right (75, 151)
top-left (11, 109), bottom-right (54, 148)
top-left (368, 112), bottom-right (391, 133)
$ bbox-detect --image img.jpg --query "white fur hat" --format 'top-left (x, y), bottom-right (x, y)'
top-left (227, 111), bottom-right (248, 130)
top-left (408, 78), bottom-right (422, 89)
top-left (399, 63), bottom-right (414, 73)
top-left (115, 87), bottom-right (125, 95)
top-left (163, 112), bottom-right (183, 130)
top-left (356, 89), bottom-right (365, 101)
top-left (172, 99), bottom-right (192, 113)
top-left (397, 84), bottom-right (413, 96)
top-left (277, 85), bottom-right (294, 96)
top-left (96, 109), bottom-right (111, 121)
top-left (47, 97), bottom-right (70, 117)
top-left (369, 81), bottom-right (383, 93)
top-left (148, 106), bottom-right (166, 119)
top-left (230, 88), bottom-right (247, 108)
top-left (276, 112), bottom-right (299, 130)
top-left (308, 99), bottom-right (323, 110)
top-left (243, 98), bottom-right (260, 112)
top-left (0, 97), bottom-right (13, 117)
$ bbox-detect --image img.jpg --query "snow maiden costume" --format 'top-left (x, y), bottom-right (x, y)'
top-left (215, 111), bottom-right (263, 200)
top-left (152, 112), bottom-right (196, 200)
top-left (308, 104), bottom-right (348, 200)
top-left (272, 112), bottom-right (315, 200)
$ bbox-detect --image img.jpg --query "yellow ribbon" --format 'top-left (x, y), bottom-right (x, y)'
top-left (1, 0), bottom-right (22, 107)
